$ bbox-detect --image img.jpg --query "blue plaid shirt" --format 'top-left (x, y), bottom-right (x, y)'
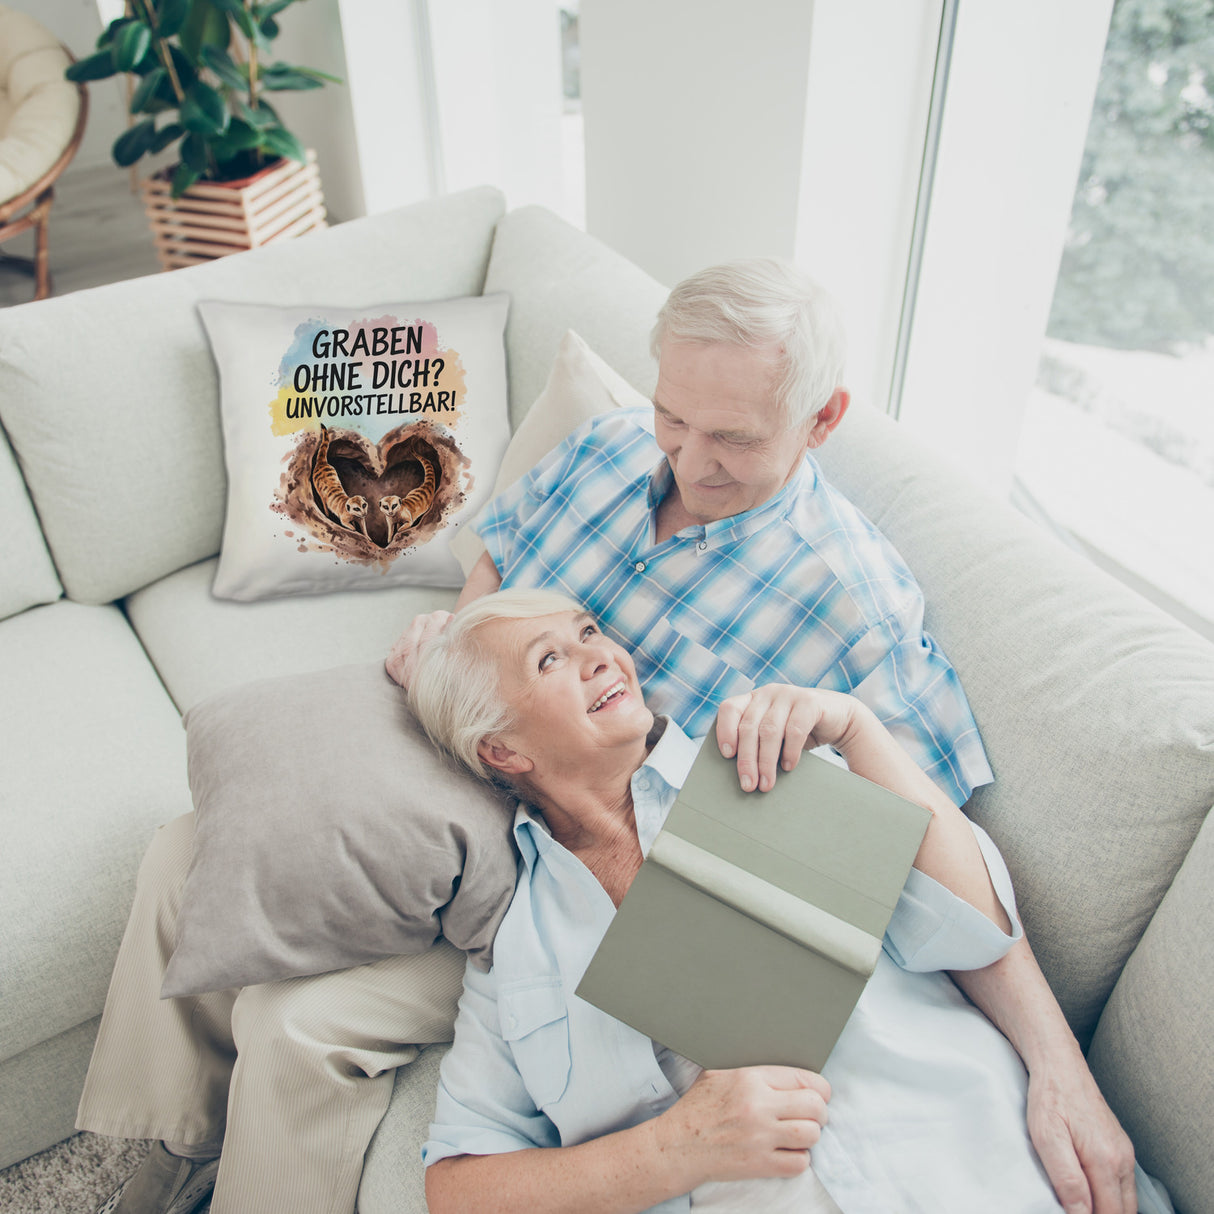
top-left (475, 407), bottom-right (992, 805)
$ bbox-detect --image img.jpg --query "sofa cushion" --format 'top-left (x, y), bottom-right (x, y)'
top-left (199, 293), bottom-right (510, 601)
top-left (124, 557), bottom-right (456, 713)
top-left (0, 186), bottom-right (506, 606)
top-left (483, 205), bottom-right (667, 429)
top-left (359, 1042), bottom-right (448, 1214)
top-left (1088, 804), bottom-right (1214, 1214)
top-left (0, 422), bottom-right (60, 620)
top-left (0, 601), bottom-right (191, 1063)
top-left (813, 402), bottom-right (1214, 1046)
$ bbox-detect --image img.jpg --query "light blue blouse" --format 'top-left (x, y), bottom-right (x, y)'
top-left (424, 721), bottom-right (1066, 1212)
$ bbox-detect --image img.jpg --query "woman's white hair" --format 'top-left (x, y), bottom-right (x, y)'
top-left (650, 258), bottom-right (847, 429)
top-left (407, 588), bottom-right (586, 781)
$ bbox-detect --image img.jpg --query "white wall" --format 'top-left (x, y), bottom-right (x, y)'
top-left (579, 0), bottom-right (818, 289)
top-left (574, 0), bottom-right (942, 416)
top-left (428, 0), bottom-right (565, 213)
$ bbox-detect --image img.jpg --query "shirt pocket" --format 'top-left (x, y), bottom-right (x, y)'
top-left (499, 978), bottom-right (572, 1110)
top-left (637, 615), bottom-right (754, 722)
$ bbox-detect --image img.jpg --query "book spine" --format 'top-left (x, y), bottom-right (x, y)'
top-left (648, 832), bottom-right (882, 977)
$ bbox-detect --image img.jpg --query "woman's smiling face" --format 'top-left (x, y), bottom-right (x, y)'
top-left (475, 610), bottom-right (653, 776)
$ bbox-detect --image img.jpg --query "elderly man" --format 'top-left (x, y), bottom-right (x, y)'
top-left (388, 260), bottom-right (1136, 1214)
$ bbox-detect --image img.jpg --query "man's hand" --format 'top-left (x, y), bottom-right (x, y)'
top-left (715, 684), bottom-right (859, 792)
top-left (1026, 1061), bottom-right (1137, 1214)
top-left (385, 610), bottom-right (453, 689)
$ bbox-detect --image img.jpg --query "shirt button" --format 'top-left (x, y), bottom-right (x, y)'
top-left (697, 541), bottom-right (708, 551)
top-left (634, 561), bottom-right (646, 573)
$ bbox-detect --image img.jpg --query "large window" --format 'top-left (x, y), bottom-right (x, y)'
top-left (1014, 0), bottom-right (1214, 636)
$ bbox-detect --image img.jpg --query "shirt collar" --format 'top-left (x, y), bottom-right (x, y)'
top-left (645, 456), bottom-right (817, 548)
top-left (512, 716), bottom-right (703, 869)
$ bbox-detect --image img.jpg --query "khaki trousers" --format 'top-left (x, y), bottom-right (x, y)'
top-left (76, 814), bottom-right (466, 1214)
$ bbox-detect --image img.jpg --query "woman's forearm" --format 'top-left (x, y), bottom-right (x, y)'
top-left (425, 1119), bottom-right (689, 1214)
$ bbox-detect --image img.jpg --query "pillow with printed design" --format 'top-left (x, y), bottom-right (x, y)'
top-left (199, 293), bottom-right (510, 601)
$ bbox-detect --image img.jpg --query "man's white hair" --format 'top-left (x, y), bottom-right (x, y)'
top-left (407, 588), bottom-right (586, 781)
top-left (650, 258), bottom-right (847, 429)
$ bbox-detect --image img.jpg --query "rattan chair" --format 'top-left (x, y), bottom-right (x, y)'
top-left (0, 6), bottom-right (87, 302)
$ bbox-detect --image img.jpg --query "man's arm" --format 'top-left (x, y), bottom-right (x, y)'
top-left (951, 942), bottom-right (1137, 1214)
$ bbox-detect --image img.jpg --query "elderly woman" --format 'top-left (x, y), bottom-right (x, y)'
top-left (408, 588), bottom-right (1085, 1214)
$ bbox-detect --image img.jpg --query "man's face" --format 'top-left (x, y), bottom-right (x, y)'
top-left (652, 340), bottom-right (816, 524)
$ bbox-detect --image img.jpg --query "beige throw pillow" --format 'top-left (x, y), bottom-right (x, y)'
top-left (448, 329), bottom-right (650, 575)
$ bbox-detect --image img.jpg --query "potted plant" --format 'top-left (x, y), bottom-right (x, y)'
top-left (66, 0), bottom-right (340, 268)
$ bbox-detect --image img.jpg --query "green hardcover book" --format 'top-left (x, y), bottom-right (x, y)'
top-left (575, 742), bottom-right (932, 1072)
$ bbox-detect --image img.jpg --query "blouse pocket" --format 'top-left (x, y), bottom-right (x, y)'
top-left (499, 978), bottom-right (572, 1109)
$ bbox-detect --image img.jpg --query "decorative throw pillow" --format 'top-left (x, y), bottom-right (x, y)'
top-left (449, 328), bottom-right (650, 575)
top-left (161, 662), bottom-right (519, 998)
top-left (199, 294), bottom-right (511, 601)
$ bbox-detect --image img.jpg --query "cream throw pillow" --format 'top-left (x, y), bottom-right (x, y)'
top-left (449, 329), bottom-right (651, 575)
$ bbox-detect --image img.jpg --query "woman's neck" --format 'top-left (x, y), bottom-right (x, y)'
top-left (526, 742), bottom-right (651, 906)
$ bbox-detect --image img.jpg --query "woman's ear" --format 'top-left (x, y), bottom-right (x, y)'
top-left (477, 738), bottom-right (534, 776)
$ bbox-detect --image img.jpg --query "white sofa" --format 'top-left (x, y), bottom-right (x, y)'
top-left (1, 186), bottom-right (1211, 1213)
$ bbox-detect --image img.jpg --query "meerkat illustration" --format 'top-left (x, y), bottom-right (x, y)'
top-left (379, 495), bottom-right (403, 545)
top-left (397, 455), bottom-right (437, 529)
top-left (312, 425), bottom-right (370, 538)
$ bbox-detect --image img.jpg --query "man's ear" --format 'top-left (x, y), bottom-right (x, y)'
top-left (806, 388), bottom-right (850, 450)
top-left (477, 738), bottom-right (534, 777)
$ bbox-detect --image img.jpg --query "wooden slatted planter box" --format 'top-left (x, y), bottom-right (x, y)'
top-left (140, 150), bottom-right (327, 271)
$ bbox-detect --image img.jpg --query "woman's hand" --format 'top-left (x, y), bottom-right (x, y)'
top-left (654, 1066), bottom-right (831, 1185)
top-left (385, 610), bottom-right (453, 688)
top-left (716, 685), bottom-right (861, 792)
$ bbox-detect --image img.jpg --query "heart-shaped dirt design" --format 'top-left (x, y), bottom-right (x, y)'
top-left (275, 422), bottom-right (473, 564)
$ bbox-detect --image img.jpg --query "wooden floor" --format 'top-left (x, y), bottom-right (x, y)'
top-left (0, 162), bottom-right (162, 308)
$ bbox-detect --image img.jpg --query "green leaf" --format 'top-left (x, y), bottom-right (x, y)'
top-left (259, 62), bottom-right (323, 91)
top-left (66, 50), bottom-right (119, 83)
top-left (234, 97), bottom-right (279, 129)
top-left (129, 67), bottom-right (167, 113)
top-left (221, 118), bottom-right (263, 150)
top-left (200, 44), bottom-right (249, 90)
top-left (181, 80), bottom-right (230, 135)
top-left (96, 17), bottom-right (129, 50)
top-left (293, 65), bottom-right (343, 85)
top-left (180, 131), bottom-right (210, 172)
top-left (259, 15), bottom-right (279, 40)
top-left (259, 124), bottom-right (305, 163)
top-left (171, 162), bottom-right (201, 197)
top-left (155, 0), bottom-right (191, 40)
top-left (180, 0), bottom-right (231, 63)
top-left (167, 44), bottom-right (198, 91)
top-left (112, 20), bottom-right (152, 72)
top-left (112, 119), bottom-right (157, 167)
top-left (254, 0), bottom-right (297, 19)
top-left (150, 122), bottom-right (185, 153)
top-left (209, 0), bottom-right (257, 38)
